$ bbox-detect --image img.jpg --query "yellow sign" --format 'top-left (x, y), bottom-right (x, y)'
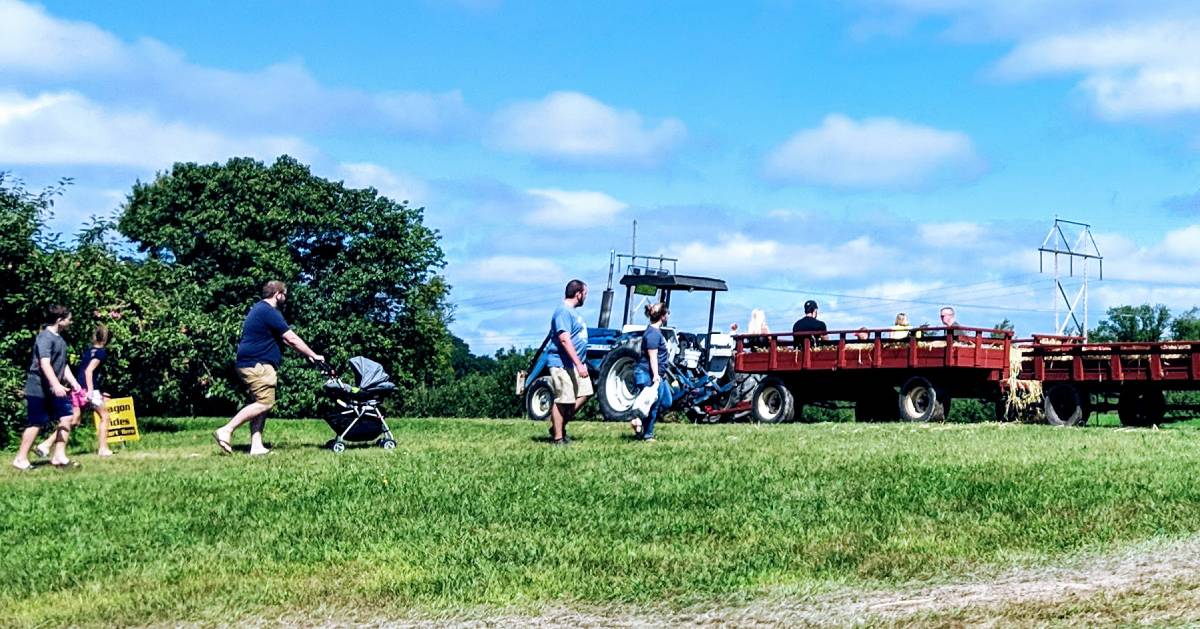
top-left (99, 396), bottom-right (140, 443)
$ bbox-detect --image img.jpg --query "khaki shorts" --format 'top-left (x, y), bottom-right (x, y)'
top-left (549, 366), bottom-right (593, 404)
top-left (237, 363), bottom-right (278, 408)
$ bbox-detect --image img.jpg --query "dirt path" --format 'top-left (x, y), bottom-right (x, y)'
top-left (245, 536), bottom-right (1200, 627)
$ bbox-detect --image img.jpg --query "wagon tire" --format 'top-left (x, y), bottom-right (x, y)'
top-left (1044, 384), bottom-right (1088, 427)
top-left (751, 377), bottom-right (795, 424)
top-left (524, 376), bottom-right (555, 422)
top-left (898, 376), bottom-right (947, 422)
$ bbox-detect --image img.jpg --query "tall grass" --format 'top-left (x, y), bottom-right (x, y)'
top-left (3, 417), bottom-right (1200, 626)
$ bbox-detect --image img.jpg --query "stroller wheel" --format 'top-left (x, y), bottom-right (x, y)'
top-left (380, 439), bottom-right (397, 450)
top-left (331, 441), bottom-right (346, 453)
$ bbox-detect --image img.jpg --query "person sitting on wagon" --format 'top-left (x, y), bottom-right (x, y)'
top-left (745, 308), bottom-right (770, 350)
top-left (891, 312), bottom-right (912, 339)
top-left (939, 306), bottom-right (972, 343)
top-left (792, 299), bottom-right (827, 341)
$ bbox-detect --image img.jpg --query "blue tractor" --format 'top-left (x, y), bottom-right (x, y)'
top-left (518, 254), bottom-right (751, 423)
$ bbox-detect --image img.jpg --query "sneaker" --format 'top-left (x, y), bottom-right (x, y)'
top-left (630, 417), bottom-right (643, 437)
top-left (642, 436), bottom-right (656, 442)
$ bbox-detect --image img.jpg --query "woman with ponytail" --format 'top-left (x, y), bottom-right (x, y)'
top-left (632, 302), bottom-right (673, 441)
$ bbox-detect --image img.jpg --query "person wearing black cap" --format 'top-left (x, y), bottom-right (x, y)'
top-left (792, 299), bottom-right (827, 337)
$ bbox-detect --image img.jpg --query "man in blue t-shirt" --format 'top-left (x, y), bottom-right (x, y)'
top-left (545, 279), bottom-right (591, 445)
top-left (213, 280), bottom-right (323, 456)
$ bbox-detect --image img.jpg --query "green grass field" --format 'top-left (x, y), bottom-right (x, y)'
top-left (4, 416), bottom-right (1200, 626)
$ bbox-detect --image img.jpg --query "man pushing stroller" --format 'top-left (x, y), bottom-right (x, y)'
top-left (214, 280), bottom-right (323, 456)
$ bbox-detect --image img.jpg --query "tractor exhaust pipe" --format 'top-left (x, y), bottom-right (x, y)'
top-left (598, 288), bottom-right (614, 328)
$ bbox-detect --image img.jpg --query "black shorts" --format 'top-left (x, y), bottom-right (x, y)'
top-left (26, 395), bottom-right (74, 428)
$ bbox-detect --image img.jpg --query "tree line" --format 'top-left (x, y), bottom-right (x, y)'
top-left (1, 157), bottom-right (530, 447)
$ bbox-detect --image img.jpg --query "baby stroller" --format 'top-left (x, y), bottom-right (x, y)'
top-left (319, 356), bottom-right (398, 453)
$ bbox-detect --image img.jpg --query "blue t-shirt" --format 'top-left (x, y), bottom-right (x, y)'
top-left (76, 347), bottom-right (109, 390)
top-left (236, 301), bottom-right (291, 368)
top-left (637, 326), bottom-right (669, 374)
top-left (545, 304), bottom-right (588, 369)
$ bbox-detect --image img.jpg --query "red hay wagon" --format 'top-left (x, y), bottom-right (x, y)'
top-left (734, 327), bottom-right (1013, 423)
top-left (1016, 335), bottom-right (1200, 427)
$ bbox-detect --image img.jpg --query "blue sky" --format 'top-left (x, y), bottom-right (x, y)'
top-left (4, 0), bottom-right (1200, 351)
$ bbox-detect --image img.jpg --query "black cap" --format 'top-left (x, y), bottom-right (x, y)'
top-left (804, 300), bottom-right (818, 313)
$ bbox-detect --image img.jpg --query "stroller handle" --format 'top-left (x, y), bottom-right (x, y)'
top-left (310, 357), bottom-right (337, 377)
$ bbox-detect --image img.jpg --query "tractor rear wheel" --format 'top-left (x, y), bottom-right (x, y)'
top-left (597, 345), bottom-right (641, 421)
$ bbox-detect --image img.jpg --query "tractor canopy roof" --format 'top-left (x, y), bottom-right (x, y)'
top-left (618, 273), bottom-right (727, 292)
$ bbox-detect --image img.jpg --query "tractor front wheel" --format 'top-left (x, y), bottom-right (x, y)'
top-left (524, 376), bottom-right (554, 422)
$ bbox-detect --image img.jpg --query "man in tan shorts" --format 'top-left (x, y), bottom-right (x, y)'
top-left (213, 280), bottom-right (323, 455)
top-left (545, 279), bottom-right (592, 445)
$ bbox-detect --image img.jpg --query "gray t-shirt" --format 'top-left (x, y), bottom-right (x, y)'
top-left (24, 329), bottom-right (68, 398)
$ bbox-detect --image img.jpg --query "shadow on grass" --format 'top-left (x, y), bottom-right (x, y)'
top-left (137, 418), bottom-right (186, 433)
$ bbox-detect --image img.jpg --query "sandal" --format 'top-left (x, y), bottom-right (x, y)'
top-left (213, 431), bottom-right (233, 455)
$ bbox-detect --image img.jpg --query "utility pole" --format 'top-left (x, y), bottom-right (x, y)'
top-left (1039, 218), bottom-right (1103, 338)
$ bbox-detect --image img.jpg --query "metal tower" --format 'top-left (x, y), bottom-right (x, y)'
top-left (1039, 218), bottom-right (1103, 338)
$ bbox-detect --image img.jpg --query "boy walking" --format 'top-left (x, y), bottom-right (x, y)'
top-left (13, 305), bottom-right (82, 470)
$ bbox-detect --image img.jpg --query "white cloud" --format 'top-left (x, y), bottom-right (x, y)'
top-left (993, 19), bottom-right (1200, 119)
top-left (458, 255), bottom-right (565, 285)
top-left (0, 0), bottom-right (129, 75)
top-left (524, 188), bottom-right (627, 227)
top-left (487, 91), bottom-right (686, 166)
top-left (919, 221), bottom-right (983, 247)
top-left (763, 114), bottom-right (982, 189)
top-left (863, 1), bottom-right (1200, 119)
top-left (0, 90), bottom-right (312, 169)
top-left (0, 0), bottom-right (471, 136)
top-left (336, 162), bottom-right (428, 204)
top-left (674, 233), bottom-right (893, 279)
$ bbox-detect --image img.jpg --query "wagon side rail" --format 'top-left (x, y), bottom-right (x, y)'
top-left (734, 326), bottom-right (1012, 375)
top-left (1019, 339), bottom-right (1200, 383)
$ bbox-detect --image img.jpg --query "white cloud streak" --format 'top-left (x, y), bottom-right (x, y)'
top-left (524, 188), bottom-right (628, 227)
top-left (0, 90), bottom-right (312, 169)
top-left (763, 114), bottom-right (982, 189)
top-left (487, 91), bottom-right (686, 167)
top-left (0, 0), bottom-right (472, 136)
top-left (336, 162), bottom-right (428, 204)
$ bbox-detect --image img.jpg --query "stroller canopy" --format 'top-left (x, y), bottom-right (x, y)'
top-left (350, 356), bottom-right (395, 391)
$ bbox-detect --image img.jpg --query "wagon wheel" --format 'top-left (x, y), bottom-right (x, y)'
top-left (898, 376), bottom-right (948, 422)
top-left (751, 377), bottom-right (795, 424)
top-left (1118, 387), bottom-right (1166, 427)
top-left (1043, 383), bottom-right (1089, 427)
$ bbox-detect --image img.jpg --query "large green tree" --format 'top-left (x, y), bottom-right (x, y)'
top-left (1090, 304), bottom-right (1172, 342)
top-left (117, 156), bottom-right (453, 415)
